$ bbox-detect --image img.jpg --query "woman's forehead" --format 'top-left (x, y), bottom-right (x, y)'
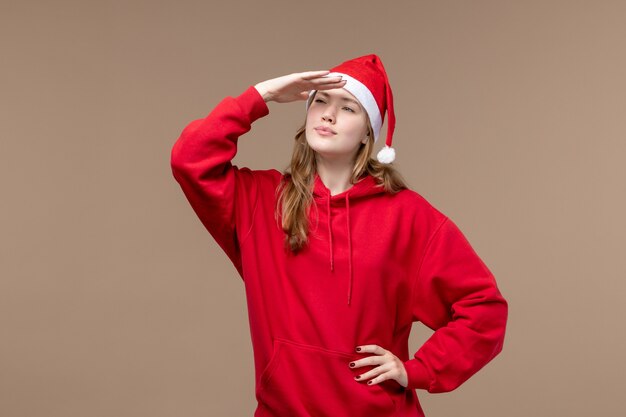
top-left (317, 88), bottom-right (354, 99)
top-left (316, 88), bottom-right (362, 107)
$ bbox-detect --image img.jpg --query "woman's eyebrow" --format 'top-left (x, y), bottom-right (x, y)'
top-left (317, 91), bottom-right (360, 107)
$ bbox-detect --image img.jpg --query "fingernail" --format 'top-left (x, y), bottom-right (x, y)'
top-left (367, 380), bottom-right (372, 385)
top-left (356, 347), bottom-right (361, 352)
top-left (355, 375), bottom-right (361, 380)
top-left (349, 362), bottom-right (355, 367)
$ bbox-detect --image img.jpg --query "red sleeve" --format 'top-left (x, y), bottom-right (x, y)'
top-left (403, 217), bottom-right (508, 392)
top-left (170, 85), bottom-right (270, 279)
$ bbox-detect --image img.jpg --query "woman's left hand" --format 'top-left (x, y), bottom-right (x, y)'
top-left (350, 344), bottom-right (408, 388)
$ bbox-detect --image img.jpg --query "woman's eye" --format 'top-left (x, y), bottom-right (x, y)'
top-left (313, 99), bottom-right (354, 113)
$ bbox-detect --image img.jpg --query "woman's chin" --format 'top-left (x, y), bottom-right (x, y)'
top-left (308, 142), bottom-right (335, 155)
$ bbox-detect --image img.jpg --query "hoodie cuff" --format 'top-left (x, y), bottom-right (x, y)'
top-left (403, 358), bottom-right (432, 391)
top-left (234, 85), bottom-right (270, 122)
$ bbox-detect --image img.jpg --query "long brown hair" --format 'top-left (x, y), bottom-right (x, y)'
top-left (274, 100), bottom-right (409, 254)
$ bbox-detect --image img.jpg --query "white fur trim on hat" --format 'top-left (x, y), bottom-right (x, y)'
top-left (306, 72), bottom-right (383, 143)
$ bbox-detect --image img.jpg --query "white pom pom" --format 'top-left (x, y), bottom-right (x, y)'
top-left (376, 145), bottom-right (395, 164)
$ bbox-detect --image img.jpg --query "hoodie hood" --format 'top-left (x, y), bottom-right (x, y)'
top-left (311, 172), bottom-right (387, 306)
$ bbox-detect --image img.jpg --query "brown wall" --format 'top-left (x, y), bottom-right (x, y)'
top-left (1, 1), bottom-right (624, 416)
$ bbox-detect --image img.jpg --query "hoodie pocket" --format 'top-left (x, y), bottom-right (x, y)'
top-left (256, 337), bottom-right (397, 417)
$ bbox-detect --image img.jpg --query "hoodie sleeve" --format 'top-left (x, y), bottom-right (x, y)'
top-left (170, 85), bottom-right (270, 279)
top-left (403, 216), bottom-right (508, 393)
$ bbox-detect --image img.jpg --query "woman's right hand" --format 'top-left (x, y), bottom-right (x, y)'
top-left (254, 70), bottom-right (347, 104)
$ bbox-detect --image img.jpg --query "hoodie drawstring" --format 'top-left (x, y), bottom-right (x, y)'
top-left (345, 194), bottom-right (353, 306)
top-left (325, 192), bottom-right (354, 306)
top-left (315, 173), bottom-right (383, 308)
top-left (327, 197), bottom-right (334, 272)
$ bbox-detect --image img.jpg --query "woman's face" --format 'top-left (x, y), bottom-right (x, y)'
top-left (305, 88), bottom-right (369, 164)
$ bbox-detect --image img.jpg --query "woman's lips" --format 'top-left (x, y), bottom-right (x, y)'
top-left (314, 127), bottom-right (336, 136)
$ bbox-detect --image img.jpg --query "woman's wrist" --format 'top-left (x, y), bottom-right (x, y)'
top-left (254, 83), bottom-right (272, 102)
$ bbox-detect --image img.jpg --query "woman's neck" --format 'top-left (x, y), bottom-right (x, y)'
top-left (315, 160), bottom-right (355, 196)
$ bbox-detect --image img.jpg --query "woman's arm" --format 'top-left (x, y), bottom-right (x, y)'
top-left (170, 86), bottom-right (269, 278)
top-left (403, 217), bottom-right (509, 392)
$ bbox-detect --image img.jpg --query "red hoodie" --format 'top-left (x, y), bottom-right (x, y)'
top-left (170, 85), bottom-right (508, 417)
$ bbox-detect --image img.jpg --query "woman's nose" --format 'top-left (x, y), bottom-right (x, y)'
top-left (322, 113), bottom-right (335, 123)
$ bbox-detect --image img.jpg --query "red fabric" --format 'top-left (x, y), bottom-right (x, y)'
top-left (170, 85), bottom-right (508, 417)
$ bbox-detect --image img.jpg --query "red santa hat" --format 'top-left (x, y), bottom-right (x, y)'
top-left (305, 53), bottom-right (397, 164)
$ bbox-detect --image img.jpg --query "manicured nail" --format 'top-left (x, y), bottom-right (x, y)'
top-left (356, 347), bottom-right (361, 352)
top-left (367, 380), bottom-right (372, 385)
top-left (349, 362), bottom-right (355, 367)
top-left (355, 375), bottom-right (361, 380)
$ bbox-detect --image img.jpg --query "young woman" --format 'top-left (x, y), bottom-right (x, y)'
top-left (170, 54), bottom-right (508, 417)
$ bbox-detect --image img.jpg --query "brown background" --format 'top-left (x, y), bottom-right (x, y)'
top-left (2, 1), bottom-right (625, 416)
